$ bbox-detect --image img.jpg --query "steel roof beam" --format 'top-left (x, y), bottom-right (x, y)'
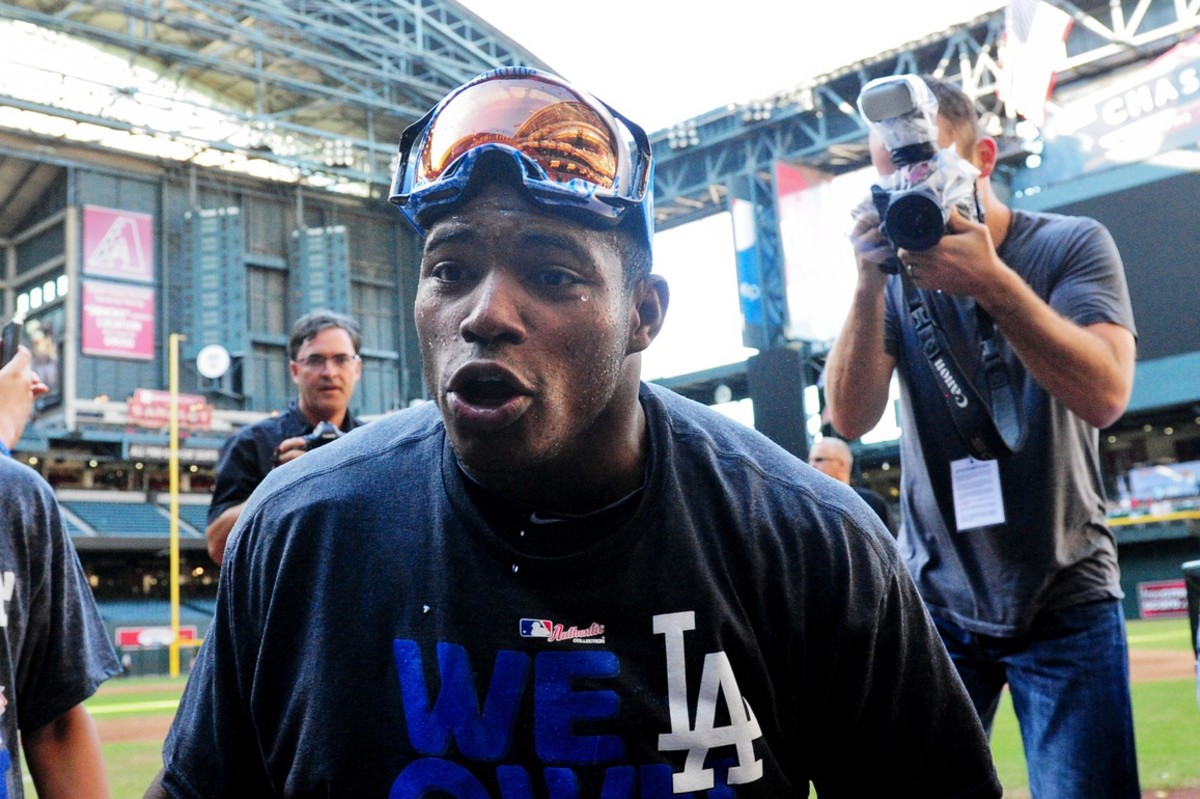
top-left (651, 0), bottom-right (1200, 231)
top-left (0, 0), bottom-right (551, 189)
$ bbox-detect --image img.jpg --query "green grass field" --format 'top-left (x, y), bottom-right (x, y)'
top-left (81, 675), bottom-right (186, 798)
top-left (85, 618), bottom-right (1199, 798)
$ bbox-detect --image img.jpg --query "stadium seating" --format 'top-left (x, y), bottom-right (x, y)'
top-left (64, 500), bottom-right (197, 538)
top-left (173, 503), bottom-right (211, 533)
top-left (96, 597), bottom-right (214, 626)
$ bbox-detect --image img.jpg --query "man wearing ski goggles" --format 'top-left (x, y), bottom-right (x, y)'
top-left (150, 69), bottom-right (999, 798)
top-left (389, 67), bottom-right (654, 252)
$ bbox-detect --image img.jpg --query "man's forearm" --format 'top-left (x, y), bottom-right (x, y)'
top-left (206, 501), bottom-right (246, 564)
top-left (24, 704), bottom-right (110, 799)
top-left (826, 279), bottom-right (896, 439)
top-left (977, 265), bottom-right (1136, 429)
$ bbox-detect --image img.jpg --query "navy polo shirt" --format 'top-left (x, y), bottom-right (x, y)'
top-left (207, 403), bottom-right (361, 526)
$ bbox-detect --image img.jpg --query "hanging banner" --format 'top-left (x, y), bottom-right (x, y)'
top-left (775, 161), bottom-right (872, 343)
top-left (1136, 579), bottom-right (1189, 619)
top-left (730, 196), bottom-right (764, 339)
top-left (81, 280), bottom-right (155, 360)
top-left (127, 389), bottom-right (213, 431)
top-left (1039, 32), bottom-right (1200, 178)
top-left (82, 205), bottom-right (155, 283)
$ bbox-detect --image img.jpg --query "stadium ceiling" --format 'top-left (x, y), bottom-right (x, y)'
top-left (0, 0), bottom-right (1197, 238)
top-left (649, 0), bottom-right (1200, 231)
top-left (0, 0), bottom-right (552, 212)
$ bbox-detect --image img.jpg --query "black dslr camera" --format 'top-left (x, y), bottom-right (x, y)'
top-left (857, 74), bottom-right (982, 270)
top-left (301, 420), bottom-right (343, 450)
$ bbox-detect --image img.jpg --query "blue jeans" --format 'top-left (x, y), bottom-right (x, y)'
top-left (932, 599), bottom-right (1140, 799)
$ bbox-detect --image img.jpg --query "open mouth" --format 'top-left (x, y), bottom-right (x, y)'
top-left (458, 375), bottom-right (520, 407)
top-left (445, 363), bottom-right (532, 429)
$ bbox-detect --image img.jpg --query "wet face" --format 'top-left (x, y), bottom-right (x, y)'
top-left (289, 327), bottom-right (362, 426)
top-left (415, 183), bottom-right (658, 485)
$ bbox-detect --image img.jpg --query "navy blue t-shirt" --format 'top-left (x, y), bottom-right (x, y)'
top-left (162, 384), bottom-right (1000, 797)
top-left (0, 457), bottom-right (121, 797)
top-left (207, 403), bottom-right (362, 525)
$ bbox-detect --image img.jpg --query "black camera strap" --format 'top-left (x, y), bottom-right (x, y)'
top-left (900, 272), bottom-right (1027, 460)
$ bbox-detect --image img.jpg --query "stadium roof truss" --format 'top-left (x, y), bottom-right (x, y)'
top-left (0, 0), bottom-right (1196, 231)
top-left (0, 0), bottom-right (551, 197)
top-left (649, 0), bottom-right (1200, 231)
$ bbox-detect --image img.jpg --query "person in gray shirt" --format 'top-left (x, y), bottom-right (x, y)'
top-left (825, 74), bottom-right (1138, 798)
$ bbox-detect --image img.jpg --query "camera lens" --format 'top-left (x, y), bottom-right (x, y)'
top-left (303, 420), bottom-right (342, 450)
top-left (884, 190), bottom-right (947, 251)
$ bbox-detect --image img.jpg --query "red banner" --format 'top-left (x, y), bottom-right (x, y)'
top-left (81, 280), bottom-right (155, 360)
top-left (1136, 579), bottom-right (1189, 619)
top-left (116, 625), bottom-right (198, 648)
top-left (83, 205), bottom-right (155, 282)
top-left (127, 389), bottom-right (213, 430)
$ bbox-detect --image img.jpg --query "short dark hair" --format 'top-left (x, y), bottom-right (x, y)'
top-left (288, 310), bottom-right (362, 361)
top-left (921, 75), bottom-right (980, 153)
top-left (607, 212), bottom-right (653, 288)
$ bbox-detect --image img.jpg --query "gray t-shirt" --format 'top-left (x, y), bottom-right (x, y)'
top-left (885, 209), bottom-right (1137, 636)
top-left (0, 457), bottom-right (121, 796)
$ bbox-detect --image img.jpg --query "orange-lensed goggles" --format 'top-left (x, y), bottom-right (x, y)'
top-left (389, 69), bottom-right (654, 248)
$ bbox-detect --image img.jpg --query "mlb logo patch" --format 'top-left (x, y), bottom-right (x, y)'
top-left (519, 618), bottom-right (553, 638)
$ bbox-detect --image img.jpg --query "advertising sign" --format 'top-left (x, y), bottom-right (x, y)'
top-left (1136, 579), bottom-right (1189, 619)
top-left (730, 197), bottom-right (764, 336)
top-left (116, 626), bottom-right (198, 648)
top-left (81, 280), bottom-right (155, 360)
top-left (127, 443), bottom-right (220, 465)
top-left (775, 161), bottom-right (872, 343)
top-left (126, 389), bottom-right (213, 431)
top-left (1034, 32), bottom-right (1200, 185)
top-left (83, 205), bottom-right (155, 283)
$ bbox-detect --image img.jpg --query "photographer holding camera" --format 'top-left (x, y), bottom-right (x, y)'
top-left (205, 310), bottom-right (364, 564)
top-left (825, 75), bottom-right (1139, 798)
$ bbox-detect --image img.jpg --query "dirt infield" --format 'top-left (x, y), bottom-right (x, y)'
top-left (98, 712), bottom-right (174, 744)
top-left (1130, 648), bottom-right (1196, 682)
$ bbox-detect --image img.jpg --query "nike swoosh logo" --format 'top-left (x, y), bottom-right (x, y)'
top-left (528, 512), bottom-right (567, 525)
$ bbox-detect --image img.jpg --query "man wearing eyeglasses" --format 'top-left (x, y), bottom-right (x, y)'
top-left (150, 70), bottom-right (999, 797)
top-left (204, 310), bottom-right (364, 564)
